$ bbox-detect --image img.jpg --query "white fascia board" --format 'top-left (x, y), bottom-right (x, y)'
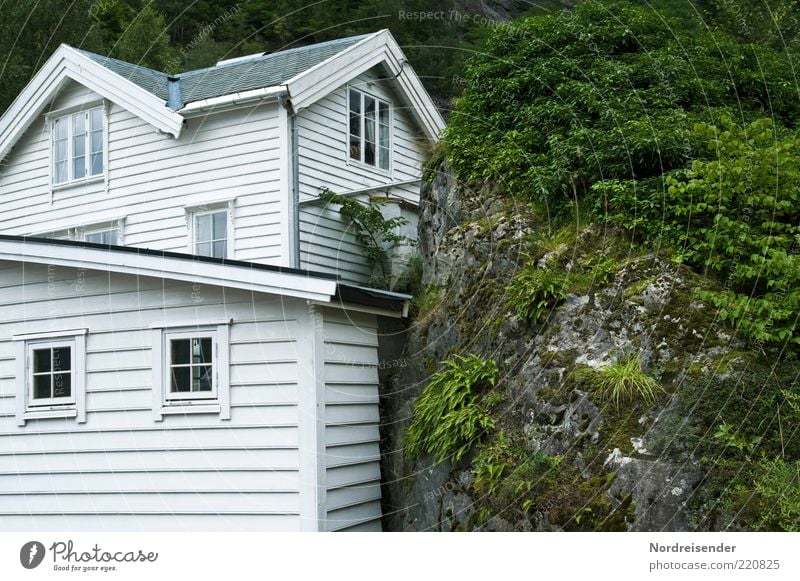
top-left (180, 86), bottom-right (288, 116)
top-left (0, 45), bottom-right (183, 161)
top-left (0, 239), bottom-right (337, 303)
top-left (287, 29), bottom-right (446, 141)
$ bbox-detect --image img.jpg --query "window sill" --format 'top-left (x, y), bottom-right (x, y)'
top-left (160, 403), bottom-right (221, 415)
top-left (52, 175), bottom-right (105, 191)
top-left (23, 408), bottom-right (78, 421)
top-left (346, 158), bottom-right (392, 176)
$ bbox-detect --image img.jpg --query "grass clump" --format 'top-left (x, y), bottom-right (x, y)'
top-left (594, 354), bottom-right (662, 410)
top-left (405, 354), bottom-right (499, 463)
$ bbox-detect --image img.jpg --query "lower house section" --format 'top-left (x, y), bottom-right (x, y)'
top-left (0, 257), bottom-right (384, 531)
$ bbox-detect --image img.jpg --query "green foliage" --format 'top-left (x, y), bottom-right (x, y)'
top-left (405, 355), bottom-right (498, 463)
top-left (470, 431), bottom-right (631, 531)
top-left (445, 0), bottom-right (800, 207)
top-left (318, 188), bottom-right (411, 289)
top-left (713, 423), bottom-right (762, 457)
top-left (751, 457), bottom-right (800, 531)
top-left (506, 264), bottom-right (567, 322)
top-left (592, 353), bottom-right (662, 410)
top-left (604, 117), bottom-right (800, 348)
top-left (676, 355), bottom-right (800, 530)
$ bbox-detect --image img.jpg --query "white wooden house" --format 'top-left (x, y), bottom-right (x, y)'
top-left (0, 30), bottom-right (444, 532)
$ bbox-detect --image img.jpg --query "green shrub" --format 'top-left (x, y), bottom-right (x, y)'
top-left (405, 355), bottom-right (499, 463)
top-left (593, 353), bottom-right (662, 410)
top-left (752, 457), bottom-right (800, 531)
top-left (506, 264), bottom-right (567, 323)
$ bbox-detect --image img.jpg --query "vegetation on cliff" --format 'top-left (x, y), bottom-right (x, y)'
top-left (398, 0), bottom-right (800, 531)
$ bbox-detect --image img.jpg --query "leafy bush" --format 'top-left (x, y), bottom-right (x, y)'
top-left (751, 457), bottom-right (800, 531)
top-left (602, 118), bottom-right (800, 348)
top-left (506, 264), bottom-right (567, 322)
top-left (405, 355), bottom-right (499, 463)
top-left (445, 1), bottom-right (800, 208)
top-left (593, 353), bottom-right (662, 410)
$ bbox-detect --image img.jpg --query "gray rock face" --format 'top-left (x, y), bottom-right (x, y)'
top-left (380, 164), bottom-right (739, 532)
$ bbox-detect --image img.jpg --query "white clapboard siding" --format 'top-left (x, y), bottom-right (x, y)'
top-left (321, 308), bottom-right (382, 532)
top-left (0, 80), bottom-right (285, 264)
top-left (0, 261), bottom-right (308, 531)
top-left (297, 68), bottom-right (426, 283)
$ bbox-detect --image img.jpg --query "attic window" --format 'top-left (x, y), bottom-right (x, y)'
top-left (52, 106), bottom-right (104, 185)
top-left (349, 89), bottom-right (390, 170)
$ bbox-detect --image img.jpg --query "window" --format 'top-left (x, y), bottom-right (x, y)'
top-left (186, 201), bottom-right (235, 259)
top-left (13, 329), bottom-right (87, 426)
top-left (52, 106), bottom-right (104, 185)
top-left (167, 335), bottom-right (215, 401)
top-left (84, 228), bottom-right (119, 245)
top-left (36, 219), bottom-right (124, 245)
top-left (29, 343), bottom-right (75, 407)
top-left (151, 321), bottom-right (231, 420)
top-left (349, 88), bottom-right (390, 170)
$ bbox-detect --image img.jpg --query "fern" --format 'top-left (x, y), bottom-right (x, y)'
top-left (405, 354), bottom-right (498, 463)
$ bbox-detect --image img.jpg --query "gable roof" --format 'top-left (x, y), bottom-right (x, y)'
top-left (0, 30), bottom-right (444, 161)
top-left (76, 34), bottom-right (369, 107)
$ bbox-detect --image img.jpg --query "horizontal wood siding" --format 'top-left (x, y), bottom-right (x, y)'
top-left (297, 68), bottom-right (426, 283)
top-left (0, 261), bottom-right (307, 531)
top-left (322, 308), bottom-right (382, 532)
top-left (0, 81), bottom-right (284, 265)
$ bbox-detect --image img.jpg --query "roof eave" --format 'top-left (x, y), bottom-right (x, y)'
top-left (0, 237), bottom-right (337, 302)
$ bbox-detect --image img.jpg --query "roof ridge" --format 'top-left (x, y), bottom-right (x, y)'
top-left (177, 33), bottom-right (372, 79)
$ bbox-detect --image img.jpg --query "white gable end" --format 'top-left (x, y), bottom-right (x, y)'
top-left (0, 45), bottom-right (183, 161)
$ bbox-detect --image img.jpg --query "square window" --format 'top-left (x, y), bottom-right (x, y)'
top-left (14, 329), bottom-right (87, 425)
top-left (51, 105), bottom-right (105, 186)
top-left (153, 325), bottom-right (230, 421)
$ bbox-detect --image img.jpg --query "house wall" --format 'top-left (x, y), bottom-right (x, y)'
top-left (0, 81), bottom-right (285, 264)
top-left (0, 260), bottom-right (384, 531)
top-left (321, 307), bottom-right (382, 532)
top-left (297, 67), bottom-right (427, 284)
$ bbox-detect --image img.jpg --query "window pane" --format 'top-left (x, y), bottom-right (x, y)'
top-left (196, 242), bottom-right (212, 257)
top-left (171, 339), bottom-right (191, 365)
top-left (212, 211), bottom-right (226, 241)
top-left (54, 135), bottom-right (67, 161)
top-left (86, 230), bottom-right (117, 245)
top-left (349, 89), bottom-right (361, 116)
top-left (53, 373), bottom-right (71, 398)
top-left (379, 102), bottom-right (389, 127)
top-left (55, 161), bottom-right (68, 184)
top-left (90, 153), bottom-right (103, 176)
top-left (171, 367), bottom-right (190, 392)
top-left (212, 240), bottom-right (226, 258)
top-left (379, 146), bottom-right (390, 170)
top-left (54, 117), bottom-right (67, 140)
top-left (52, 347), bottom-right (71, 372)
top-left (90, 108), bottom-right (103, 132)
top-left (33, 375), bottom-right (51, 399)
top-left (364, 136), bottom-right (375, 165)
top-left (90, 127), bottom-right (103, 153)
top-left (33, 348), bottom-right (51, 373)
top-left (195, 214), bottom-right (212, 244)
top-left (193, 365), bottom-right (213, 391)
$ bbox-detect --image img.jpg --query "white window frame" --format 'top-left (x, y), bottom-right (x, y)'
top-left (185, 199), bottom-right (235, 258)
top-left (80, 219), bottom-right (125, 246)
top-left (151, 320), bottom-right (231, 421)
top-left (48, 102), bottom-right (107, 188)
top-left (13, 328), bottom-right (88, 426)
top-left (33, 218), bottom-right (125, 244)
top-left (347, 87), bottom-right (392, 174)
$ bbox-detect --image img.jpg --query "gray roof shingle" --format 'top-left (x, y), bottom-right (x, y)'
top-left (77, 34), bottom-right (371, 109)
